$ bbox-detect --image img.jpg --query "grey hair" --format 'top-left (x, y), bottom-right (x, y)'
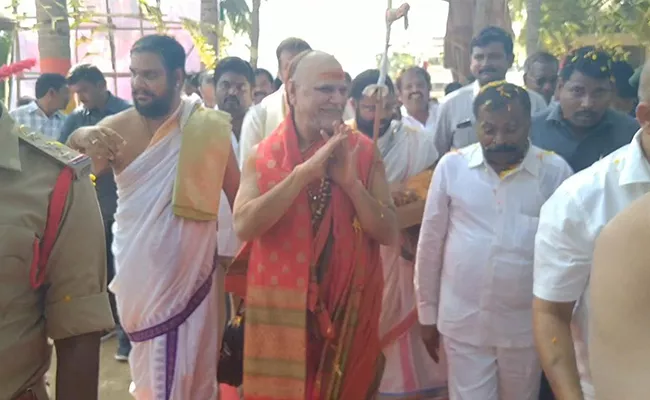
top-left (523, 52), bottom-right (559, 74)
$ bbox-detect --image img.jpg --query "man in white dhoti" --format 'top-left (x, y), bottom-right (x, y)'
top-left (68, 34), bottom-right (240, 400)
top-left (238, 37), bottom-right (311, 165)
top-left (415, 82), bottom-right (572, 400)
top-left (346, 69), bottom-right (446, 399)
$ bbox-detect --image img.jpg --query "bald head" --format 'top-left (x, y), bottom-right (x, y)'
top-left (286, 50), bottom-right (348, 140)
top-left (638, 61), bottom-right (650, 103)
top-left (289, 51), bottom-right (344, 83)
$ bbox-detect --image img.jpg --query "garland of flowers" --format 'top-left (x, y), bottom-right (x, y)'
top-left (0, 59), bottom-right (37, 81)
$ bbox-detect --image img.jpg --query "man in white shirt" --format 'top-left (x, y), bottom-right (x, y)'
top-left (433, 26), bottom-right (547, 157)
top-left (238, 37), bottom-right (311, 165)
top-left (533, 61), bottom-right (650, 400)
top-left (398, 66), bottom-right (438, 135)
top-left (415, 82), bottom-right (572, 400)
top-left (10, 73), bottom-right (69, 140)
top-left (212, 57), bottom-right (254, 264)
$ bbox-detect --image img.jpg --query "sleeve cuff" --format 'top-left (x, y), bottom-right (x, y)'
top-left (45, 292), bottom-right (115, 340)
top-left (417, 304), bottom-right (438, 325)
top-left (533, 285), bottom-right (583, 303)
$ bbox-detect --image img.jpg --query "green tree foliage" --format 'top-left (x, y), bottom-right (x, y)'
top-left (512, 0), bottom-right (650, 57)
top-left (376, 51), bottom-right (417, 79)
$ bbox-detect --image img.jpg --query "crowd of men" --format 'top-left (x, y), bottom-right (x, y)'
top-left (1, 20), bottom-right (648, 400)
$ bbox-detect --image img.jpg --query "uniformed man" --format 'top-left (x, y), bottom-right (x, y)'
top-left (0, 101), bottom-right (114, 400)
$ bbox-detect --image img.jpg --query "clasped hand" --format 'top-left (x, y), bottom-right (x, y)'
top-left (299, 121), bottom-right (360, 190)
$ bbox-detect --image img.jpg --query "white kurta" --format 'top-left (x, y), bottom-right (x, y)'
top-left (376, 120), bottom-right (446, 399)
top-left (534, 130), bottom-right (650, 400)
top-left (414, 143), bottom-right (572, 399)
top-left (217, 133), bottom-right (241, 258)
top-left (238, 87), bottom-right (286, 167)
top-left (400, 101), bottom-right (439, 136)
top-left (110, 99), bottom-right (222, 400)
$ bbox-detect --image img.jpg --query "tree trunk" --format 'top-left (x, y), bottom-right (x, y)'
top-left (473, 0), bottom-right (490, 35)
top-left (35, 0), bottom-right (71, 75)
top-left (200, 0), bottom-right (220, 68)
top-left (445, 0), bottom-right (513, 82)
top-left (526, 0), bottom-right (542, 56)
top-left (249, 0), bottom-right (261, 68)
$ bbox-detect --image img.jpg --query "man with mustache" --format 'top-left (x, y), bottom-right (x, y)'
top-left (532, 60), bottom-right (650, 400)
top-left (531, 47), bottom-right (639, 173)
top-left (239, 37), bottom-right (312, 166)
top-left (397, 66), bottom-right (438, 135)
top-left (213, 57), bottom-right (254, 297)
top-left (347, 69), bottom-right (445, 399)
top-left (415, 82), bottom-right (572, 400)
top-left (66, 34), bottom-right (240, 399)
top-left (433, 27), bottom-right (547, 157)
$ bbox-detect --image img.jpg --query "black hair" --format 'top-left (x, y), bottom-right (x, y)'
top-left (396, 66), bottom-right (431, 91)
top-left (470, 26), bottom-right (514, 58)
top-left (349, 69), bottom-right (395, 100)
top-left (344, 72), bottom-right (352, 84)
top-left (67, 63), bottom-right (106, 85)
top-left (131, 34), bottom-right (186, 76)
top-left (186, 72), bottom-right (200, 87)
top-left (273, 77), bottom-right (282, 90)
top-left (473, 81), bottom-right (531, 117)
top-left (214, 56), bottom-right (255, 86)
top-left (611, 60), bottom-right (637, 99)
top-left (523, 52), bottom-right (559, 73)
top-left (254, 68), bottom-right (274, 84)
top-left (444, 82), bottom-right (463, 95)
top-left (559, 46), bottom-right (613, 82)
top-left (35, 73), bottom-right (67, 98)
top-left (275, 37), bottom-right (312, 63)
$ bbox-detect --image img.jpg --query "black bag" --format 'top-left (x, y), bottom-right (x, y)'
top-left (217, 303), bottom-right (245, 387)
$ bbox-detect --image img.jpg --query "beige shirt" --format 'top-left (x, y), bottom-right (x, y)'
top-left (0, 105), bottom-right (114, 399)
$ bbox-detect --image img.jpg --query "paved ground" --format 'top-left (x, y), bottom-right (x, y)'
top-left (47, 337), bottom-right (131, 399)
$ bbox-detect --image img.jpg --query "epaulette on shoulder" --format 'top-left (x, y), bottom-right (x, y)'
top-left (17, 125), bottom-right (91, 179)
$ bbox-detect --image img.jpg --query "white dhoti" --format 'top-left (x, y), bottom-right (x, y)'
top-left (443, 336), bottom-right (541, 400)
top-left (373, 120), bottom-right (446, 399)
top-left (110, 106), bottom-right (222, 400)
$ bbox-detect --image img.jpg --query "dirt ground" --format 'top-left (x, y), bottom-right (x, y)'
top-left (47, 337), bottom-right (131, 399)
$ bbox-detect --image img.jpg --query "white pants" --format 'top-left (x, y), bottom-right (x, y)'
top-left (443, 336), bottom-right (541, 400)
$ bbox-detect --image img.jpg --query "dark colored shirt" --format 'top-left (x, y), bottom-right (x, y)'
top-left (530, 102), bottom-right (640, 173)
top-left (60, 93), bottom-right (132, 221)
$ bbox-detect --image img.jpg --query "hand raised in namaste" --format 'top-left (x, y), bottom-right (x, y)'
top-left (328, 121), bottom-right (360, 191)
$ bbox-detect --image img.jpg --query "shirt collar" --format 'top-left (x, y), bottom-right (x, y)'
top-left (0, 103), bottom-right (22, 171)
top-left (618, 130), bottom-right (650, 186)
top-left (26, 101), bottom-right (65, 120)
top-left (472, 80), bottom-right (481, 97)
top-left (468, 142), bottom-right (539, 178)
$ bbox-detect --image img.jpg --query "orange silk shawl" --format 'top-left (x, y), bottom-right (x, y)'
top-left (226, 116), bottom-right (384, 400)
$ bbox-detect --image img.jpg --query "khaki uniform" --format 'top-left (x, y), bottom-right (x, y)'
top-left (0, 103), bottom-right (114, 399)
